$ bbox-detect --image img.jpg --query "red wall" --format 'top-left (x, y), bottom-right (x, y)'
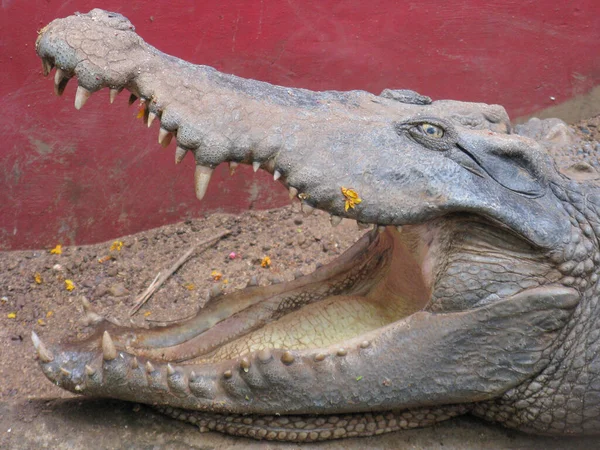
top-left (1, 1), bottom-right (599, 250)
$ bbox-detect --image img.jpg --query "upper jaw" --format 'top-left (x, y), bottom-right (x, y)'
top-left (36, 10), bottom-right (529, 232)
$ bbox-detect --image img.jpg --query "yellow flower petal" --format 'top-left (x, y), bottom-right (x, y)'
top-left (261, 256), bottom-right (271, 268)
top-left (50, 244), bottom-right (62, 255)
top-left (7, 312), bottom-right (16, 319)
top-left (211, 270), bottom-right (223, 281)
top-left (34, 273), bottom-right (43, 284)
top-left (341, 187), bottom-right (362, 211)
top-left (110, 241), bottom-right (124, 252)
top-left (64, 279), bottom-right (75, 291)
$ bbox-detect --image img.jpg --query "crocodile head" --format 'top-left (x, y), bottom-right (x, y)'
top-left (32, 9), bottom-right (600, 441)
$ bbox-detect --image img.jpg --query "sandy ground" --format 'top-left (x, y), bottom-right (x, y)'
top-left (1, 117), bottom-right (600, 448)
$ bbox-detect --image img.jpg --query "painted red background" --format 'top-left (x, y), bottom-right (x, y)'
top-left (1, 0), bottom-right (599, 250)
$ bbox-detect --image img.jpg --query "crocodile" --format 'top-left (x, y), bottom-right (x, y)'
top-left (31, 9), bottom-right (600, 442)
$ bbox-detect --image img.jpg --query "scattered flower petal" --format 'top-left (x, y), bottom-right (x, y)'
top-left (228, 252), bottom-right (237, 259)
top-left (98, 255), bottom-right (113, 264)
top-left (261, 256), bottom-right (271, 268)
top-left (110, 241), bottom-right (124, 252)
top-left (7, 312), bottom-right (16, 319)
top-left (46, 311), bottom-right (54, 318)
top-left (341, 187), bottom-right (362, 211)
top-left (34, 273), bottom-right (43, 284)
top-left (211, 270), bottom-right (222, 281)
top-left (65, 279), bottom-right (75, 291)
top-left (50, 244), bottom-right (62, 255)
top-left (144, 311), bottom-right (152, 317)
top-left (37, 319), bottom-right (46, 326)
top-left (184, 283), bottom-right (196, 290)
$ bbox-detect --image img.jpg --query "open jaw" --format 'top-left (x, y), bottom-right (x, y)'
top-left (31, 9), bottom-right (587, 442)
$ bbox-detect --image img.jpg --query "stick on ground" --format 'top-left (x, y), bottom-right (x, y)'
top-left (129, 230), bottom-right (231, 316)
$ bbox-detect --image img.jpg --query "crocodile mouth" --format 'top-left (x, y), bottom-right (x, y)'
top-left (100, 223), bottom-right (432, 364)
top-left (32, 54), bottom-right (541, 416)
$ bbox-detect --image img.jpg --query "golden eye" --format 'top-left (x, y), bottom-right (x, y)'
top-left (419, 123), bottom-right (444, 138)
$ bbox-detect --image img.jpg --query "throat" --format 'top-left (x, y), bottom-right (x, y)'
top-left (426, 217), bottom-right (558, 312)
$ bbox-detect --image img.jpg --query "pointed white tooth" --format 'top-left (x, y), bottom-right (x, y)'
top-left (194, 165), bottom-right (214, 200)
top-left (146, 361), bottom-right (155, 373)
top-left (109, 88), bottom-right (119, 104)
top-left (31, 331), bottom-right (54, 363)
top-left (54, 68), bottom-right (67, 96)
top-left (273, 170), bottom-right (281, 181)
top-left (396, 225), bottom-right (403, 233)
top-left (301, 203), bottom-right (314, 215)
top-left (252, 161), bottom-right (261, 172)
top-left (60, 367), bottom-right (71, 376)
top-left (85, 365), bottom-right (96, 376)
top-left (131, 357), bottom-right (139, 369)
top-left (158, 128), bottom-right (169, 143)
top-left (159, 128), bottom-right (173, 147)
top-left (42, 59), bottom-right (53, 76)
top-left (288, 187), bottom-right (298, 199)
top-left (102, 331), bottom-right (117, 361)
top-left (54, 68), bottom-right (65, 85)
top-left (147, 111), bottom-right (157, 127)
top-left (377, 225), bottom-right (386, 233)
top-left (175, 146), bottom-right (188, 164)
top-left (229, 161), bottom-right (239, 175)
top-left (74, 85), bottom-right (92, 110)
top-left (167, 363), bottom-right (176, 376)
top-left (330, 215), bottom-right (342, 227)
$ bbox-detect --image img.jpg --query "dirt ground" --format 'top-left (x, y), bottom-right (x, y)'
top-left (1, 117), bottom-right (600, 449)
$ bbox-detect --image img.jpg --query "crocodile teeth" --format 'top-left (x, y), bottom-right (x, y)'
top-left (146, 361), bottom-right (155, 373)
top-left (74, 86), bottom-right (91, 110)
top-left (54, 68), bottom-right (67, 96)
top-left (396, 225), bottom-right (403, 233)
top-left (41, 59), bottom-right (53, 76)
top-left (102, 331), bottom-right (117, 361)
top-left (31, 331), bottom-right (54, 363)
top-left (147, 112), bottom-right (157, 127)
top-left (194, 165), bottom-right (214, 200)
top-left (288, 187), bottom-right (298, 199)
top-left (175, 146), bottom-right (188, 164)
top-left (158, 128), bottom-right (172, 147)
top-left (330, 215), bottom-right (342, 227)
top-left (167, 363), bottom-right (176, 376)
top-left (229, 161), bottom-right (238, 175)
top-left (273, 170), bottom-right (282, 181)
top-left (109, 88), bottom-right (119, 104)
top-left (252, 161), bottom-right (261, 172)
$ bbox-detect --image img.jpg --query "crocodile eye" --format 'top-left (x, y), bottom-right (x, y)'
top-left (419, 123), bottom-right (444, 138)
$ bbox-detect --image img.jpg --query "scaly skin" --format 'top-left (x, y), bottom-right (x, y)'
top-left (31, 9), bottom-right (600, 441)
